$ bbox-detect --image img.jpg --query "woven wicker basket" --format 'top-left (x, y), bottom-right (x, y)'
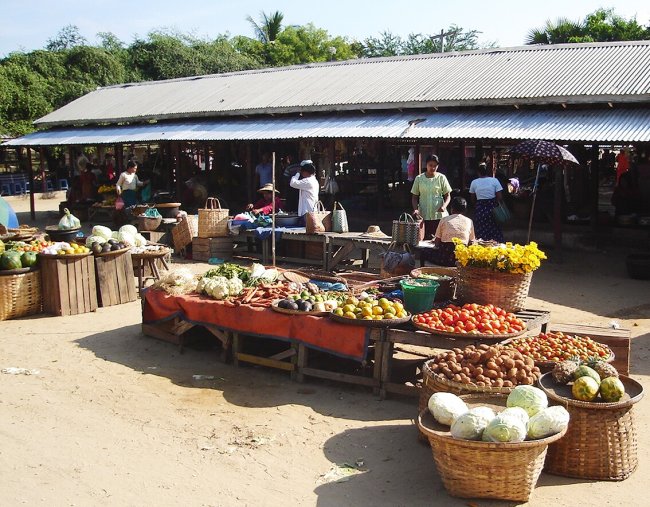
top-left (198, 198), bottom-right (229, 238)
top-left (457, 264), bottom-right (533, 312)
top-left (418, 394), bottom-right (567, 502)
top-left (172, 215), bottom-right (198, 252)
top-left (418, 359), bottom-right (514, 441)
top-left (410, 266), bottom-right (457, 301)
top-left (0, 269), bottom-right (42, 321)
top-left (539, 373), bottom-right (644, 480)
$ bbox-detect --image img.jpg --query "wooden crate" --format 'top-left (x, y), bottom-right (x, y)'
top-left (192, 236), bottom-right (233, 262)
top-left (550, 323), bottom-right (631, 376)
top-left (40, 255), bottom-right (98, 316)
top-left (95, 251), bottom-right (137, 307)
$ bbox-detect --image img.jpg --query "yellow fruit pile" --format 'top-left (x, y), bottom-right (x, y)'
top-left (57, 244), bottom-right (90, 255)
top-left (333, 296), bottom-right (407, 320)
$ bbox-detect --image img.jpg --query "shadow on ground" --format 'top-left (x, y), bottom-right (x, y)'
top-left (75, 323), bottom-right (414, 422)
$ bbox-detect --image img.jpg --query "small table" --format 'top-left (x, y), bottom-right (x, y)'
top-left (132, 250), bottom-right (171, 297)
top-left (325, 233), bottom-right (391, 271)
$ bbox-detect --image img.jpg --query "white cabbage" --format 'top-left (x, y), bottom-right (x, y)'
top-left (507, 385), bottom-right (549, 417)
top-left (483, 413), bottom-right (527, 443)
top-left (500, 407), bottom-right (530, 426)
top-left (450, 410), bottom-right (491, 440)
top-left (428, 392), bottom-right (468, 426)
top-left (470, 406), bottom-right (496, 422)
top-left (133, 234), bottom-right (147, 247)
top-left (92, 225), bottom-right (113, 240)
top-left (119, 224), bottom-right (138, 237)
top-left (527, 406), bottom-right (570, 439)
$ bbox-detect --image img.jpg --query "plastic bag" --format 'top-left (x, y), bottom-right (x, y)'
top-left (58, 208), bottom-right (81, 230)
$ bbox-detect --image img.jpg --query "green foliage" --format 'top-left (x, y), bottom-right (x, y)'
top-left (360, 26), bottom-right (486, 57)
top-left (526, 8), bottom-right (650, 45)
top-left (247, 11), bottom-right (285, 44)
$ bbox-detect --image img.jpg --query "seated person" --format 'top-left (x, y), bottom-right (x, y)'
top-left (246, 183), bottom-right (282, 215)
top-left (432, 196), bottom-right (475, 266)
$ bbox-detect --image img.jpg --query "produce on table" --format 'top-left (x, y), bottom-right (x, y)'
top-left (203, 263), bottom-right (251, 282)
top-left (599, 376), bottom-right (626, 402)
top-left (20, 251), bottom-right (38, 267)
top-left (197, 276), bottom-right (244, 300)
top-left (41, 241), bottom-right (90, 255)
top-left (572, 376), bottom-right (600, 401)
top-left (428, 392), bottom-right (469, 426)
top-left (424, 391), bottom-right (569, 442)
top-left (526, 406), bottom-right (570, 439)
top-left (504, 331), bottom-right (612, 362)
top-left (427, 344), bottom-right (541, 388)
top-left (450, 409), bottom-right (492, 441)
top-left (506, 385), bottom-right (549, 417)
top-left (413, 303), bottom-right (525, 335)
top-left (5, 239), bottom-right (54, 254)
top-left (150, 267), bottom-right (197, 295)
top-left (331, 295), bottom-right (407, 321)
top-left (572, 365), bottom-right (600, 383)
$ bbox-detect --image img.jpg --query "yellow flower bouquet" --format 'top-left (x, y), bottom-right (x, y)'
top-left (453, 239), bottom-right (547, 274)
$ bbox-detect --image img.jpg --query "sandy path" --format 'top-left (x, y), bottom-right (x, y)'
top-left (1, 194), bottom-right (648, 506)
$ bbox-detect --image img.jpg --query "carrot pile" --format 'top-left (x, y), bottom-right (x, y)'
top-left (224, 283), bottom-right (295, 308)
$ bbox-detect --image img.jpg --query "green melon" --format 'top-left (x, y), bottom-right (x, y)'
top-left (20, 251), bottom-right (38, 268)
top-left (1, 251), bottom-right (22, 270)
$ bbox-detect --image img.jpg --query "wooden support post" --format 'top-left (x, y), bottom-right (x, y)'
top-left (295, 343), bottom-right (308, 382)
top-left (459, 140), bottom-right (466, 191)
top-left (590, 144), bottom-right (600, 232)
top-left (232, 333), bottom-right (241, 367)
top-left (414, 145), bottom-right (421, 175)
top-left (39, 147), bottom-right (47, 193)
top-left (173, 142), bottom-right (182, 198)
top-left (246, 143), bottom-right (253, 205)
top-left (22, 148), bottom-right (36, 220)
top-left (553, 165), bottom-right (564, 261)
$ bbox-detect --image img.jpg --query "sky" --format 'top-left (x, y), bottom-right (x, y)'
top-left (1, 0), bottom-right (650, 56)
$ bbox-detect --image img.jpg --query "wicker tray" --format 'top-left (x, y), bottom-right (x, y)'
top-left (538, 372), bottom-right (643, 480)
top-left (270, 300), bottom-right (330, 317)
top-left (329, 311), bottom-right (411, 328)
top-left (499, 336), bottom-right (615, 371)
top-left (0, 266), bottom-right (38, 276)
top-left (418, 395), bottom-right (567, 502)
top-left (411, 318), bottom-right (527, 340)
top-left (94, 247), bottom-right (131, 258)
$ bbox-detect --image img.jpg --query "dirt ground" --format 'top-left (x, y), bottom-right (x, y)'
top-left (1, 194), bottom-right (649, 506)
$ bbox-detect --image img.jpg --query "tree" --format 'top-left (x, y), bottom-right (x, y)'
top-left (526, 8), bottom-right (650, 45)
top-left (360, 26), bottom-right (486, 57)
top-left (45, 25), bottom-right (87, 51)
top-left (246, 11), bottom-right (284, 44)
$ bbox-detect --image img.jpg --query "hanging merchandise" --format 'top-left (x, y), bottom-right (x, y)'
top-left (407, 147), bottom-right (416, 182)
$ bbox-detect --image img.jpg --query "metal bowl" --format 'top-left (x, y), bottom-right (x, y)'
top-left (274, 214), bottom-right (300, 227)
top-left (45, 226), bottom-right (81, 243)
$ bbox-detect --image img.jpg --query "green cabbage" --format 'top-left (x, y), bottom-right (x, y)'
top-left (500, 406), bottom-right (530, 425)
top-left (92, 225), bottom-right (113, 240)
top-left (85, 235), bottom-right (107, 247)
top-left (507, 385), bottom-right (548, 417)
top-left (527, 406), bottom-right (570, 439)
top-left (119, 224), bottom-right (138, 237)
top-left (450, 409), bottom-right (491, 440)
top-left (483, 413), bottom-right (527, 443)
top-left (427, 392), bottom-right (468, 426)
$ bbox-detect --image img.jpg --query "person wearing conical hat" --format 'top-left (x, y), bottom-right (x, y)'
top-left (246, 183), bottom-right (282, 215)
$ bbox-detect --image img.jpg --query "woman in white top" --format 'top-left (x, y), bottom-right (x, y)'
top-left (289, 160), bottom-right (320, 218)
top-left (469, 163), bottom-right (504, 242)
top-left (116, 161), bottom-right (149, 207)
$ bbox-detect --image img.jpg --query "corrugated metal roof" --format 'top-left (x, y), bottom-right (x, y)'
top-left (34, 41), bottom-right (650, 128)
top-left (7, 108), bottom-right (650, 146)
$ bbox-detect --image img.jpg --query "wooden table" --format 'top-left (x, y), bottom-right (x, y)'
top-left (233, 228), bottom-right (328, 268)
top-left (375, 309), bottom-right (552, 399)
top-left (132, 250), bottom-right (171, 297)
top-left (325, 233), bottom-right (391, 271)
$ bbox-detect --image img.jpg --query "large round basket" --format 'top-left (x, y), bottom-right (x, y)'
top-left (410, 266), bottom-right (457, 301)
top-left (418, 359), bottom-right (515, 442)
top-left (456, 264), bottom-right (532, 312)
top-left (417, 394), bottom-right (567, 502)
top-left (0, 268), bottom-right (42, 321)
top-left (538, 372), bottom-right (644, 480)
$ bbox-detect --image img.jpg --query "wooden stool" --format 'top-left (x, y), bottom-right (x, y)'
top-left (131, 250), bottom-right (171, 297)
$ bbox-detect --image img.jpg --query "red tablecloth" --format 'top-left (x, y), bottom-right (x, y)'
top-left (143, 289), bottom-right (370, 361)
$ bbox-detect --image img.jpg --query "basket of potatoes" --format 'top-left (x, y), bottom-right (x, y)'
top-left (417, 344), bottom-right (542, 441)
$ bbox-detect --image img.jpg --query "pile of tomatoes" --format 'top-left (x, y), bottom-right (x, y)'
top-left (413, 303), bottom-right (526, 335)
top-left (504, 331), bottom-right (612, 362)
top-left (8, 239), bottom-right (54, 253)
